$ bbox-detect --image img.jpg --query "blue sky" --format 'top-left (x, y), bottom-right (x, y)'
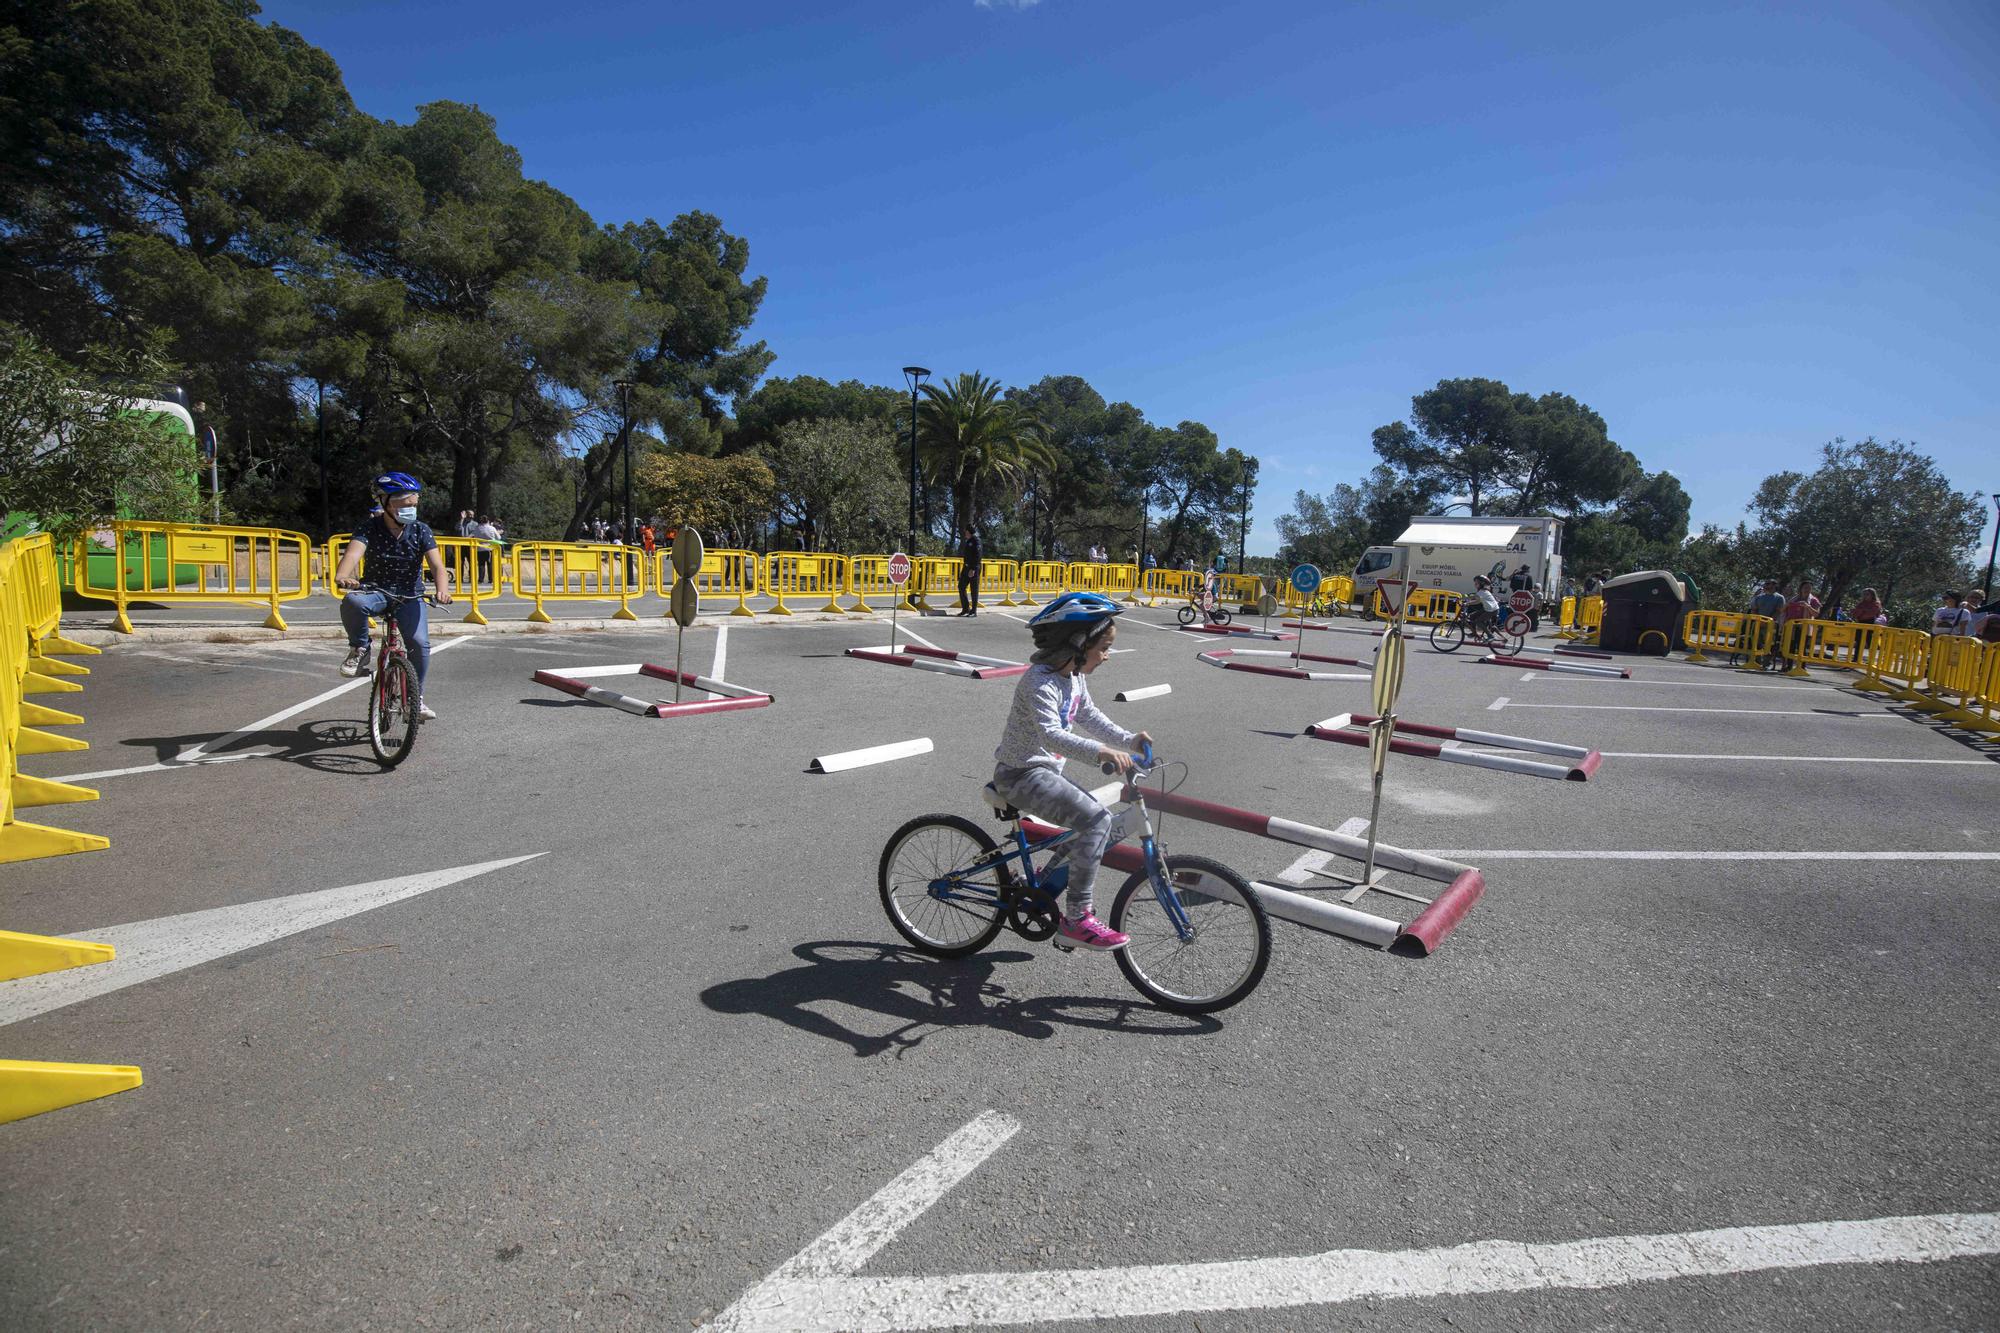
top-left (264, 0), bottom-right (1999, 554)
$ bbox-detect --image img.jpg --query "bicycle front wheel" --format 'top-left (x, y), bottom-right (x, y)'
top-left (1210, 606), bottom-right (1232, 626)
top-left (1429, 620), bottom-right (1466, 654)
top-left (1109, 854), bottom-right (1270, 1014)
top-left (878, 814), bottom-right (1012, 957)
top-left (1177, 604), bottom-right (1198, 626)
top-left (368, 653), bottom-right (420, 767)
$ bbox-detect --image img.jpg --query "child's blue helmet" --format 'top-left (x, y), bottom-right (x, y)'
top-left (1028, 592), bottom-right (1124, 628)
top-left (1026, 592), bottom-right (1123, 668)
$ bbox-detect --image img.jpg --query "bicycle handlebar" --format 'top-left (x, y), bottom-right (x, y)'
top-left (1098, 739), bottom-right (1157, 776)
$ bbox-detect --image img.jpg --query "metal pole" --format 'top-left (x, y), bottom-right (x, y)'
top-left (1238, 473), bottom-right (1248, 574)
top-left (1984, 495), bottom-right (1999, 600)
top-left (315, 380), bottom-right (329, 538)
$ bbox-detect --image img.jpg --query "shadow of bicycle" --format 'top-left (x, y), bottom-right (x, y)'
top-left (700, 939), bottom-right (1221, 1058)
top-left (121, 717), bottom-right (410, 775)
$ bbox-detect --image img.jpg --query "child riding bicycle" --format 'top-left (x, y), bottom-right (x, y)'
top-left (992, 592), bottom-right (1152, 952)
top-left (1464, 574), bottom-right (1502, 633)
top-left (333, 471), bottom-right (453, 718)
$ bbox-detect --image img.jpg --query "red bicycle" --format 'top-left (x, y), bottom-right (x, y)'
top-left (353, 586), bottom-right (438, 768)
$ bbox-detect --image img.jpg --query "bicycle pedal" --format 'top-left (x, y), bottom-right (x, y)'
top-left (1050, 941), bottom-right (1075, 954)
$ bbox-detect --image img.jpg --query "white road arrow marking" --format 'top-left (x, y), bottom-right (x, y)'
top-left (708, 1115), bottom-right (1999, 1333)
top-left (0, 853), bottom-right (545, 1027)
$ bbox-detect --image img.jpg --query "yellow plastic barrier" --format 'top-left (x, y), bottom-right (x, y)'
top-left (1853, 626), bottom-right (1931, 703)
top-left (979, 559), bottom-right (1021, 606)
top-left (764, 552), bottom-right (848, 615)
top-left (1368, 585), bottom-right (1462, 624)
top-left (844, 555), bottom-right (895, 613)
top-left (1215, 572), bottom-right (1263, 612)
top-left (1779, 618), bottom-right (1881, 677)
top-left (1557, 595), bottom-right (1576, 630)
top-left (72, 522), bottom-right (314, 633)
top-left (911, 556), bottom-right (962, 612)
top-left (1, 534), bottom-right (107, 865)
top-left (325, 534), bottom-right (500, 625)
top-left (1281, 573), bottom-right (1355, 616)
top-left (1555, 594), bottom-right (1603, 642)
top-left (511, 542), bottom-right (643, 622)
top-left (1967, 644), bottom-right (2000, 733)
top-left (1144, 568), bottom-right (1202, 608)
top-left (1682, 610), bottom-right (1773, 665)
top-left (1065, 562), bottom-right (1116, 597)
top-left (1018, 560), bottom-right (1065, 604)
top-left (658, 548), bottom-right (760, 618)
top-left (1914, 635), bottom-right (1990, 728)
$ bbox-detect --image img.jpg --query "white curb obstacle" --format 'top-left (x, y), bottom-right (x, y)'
top-left (1307, 712), bottom-right (1603, 781)
top-left (844, 644), bottom-right (1028, 680)
top-left (1284, 619), bottom-right (1417, 642)
top-left (532, 664), bottom-right (774, 719)
top-left (1196, 648), bottom-right (1370, 683)
top-left (810, 737), bottom-right (934, 773)
top-left (1177, 622), bottom-right (1297, 641)
top-left (1115, 683), bottom-right (1173, 702)
top-left (1480, 652), bottom-right (1631, 679)
top-left (1116, 787), bottom-right (1487, 955)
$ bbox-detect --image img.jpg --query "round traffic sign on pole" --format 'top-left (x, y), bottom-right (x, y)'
top-left (1258, 576), bottom-right (1279, 620)
top-left (670, 579), bottom-right (699, 627)
top-left (1290, 563), bottom-right (1322, 597)
top-left (887, 552), bottom-right (912, 587)
top-left (671, 527), bottom-right (705, 579)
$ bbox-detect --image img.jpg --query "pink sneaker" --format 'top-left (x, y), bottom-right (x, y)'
top-left (1055, 912), bottom-right (1129, 951)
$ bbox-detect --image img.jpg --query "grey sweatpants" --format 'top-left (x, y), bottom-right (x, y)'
top-left (993, 763), bottom-right (1113, 917)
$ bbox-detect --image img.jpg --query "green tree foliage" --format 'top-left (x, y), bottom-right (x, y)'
top-left (1004, 376), bottom-right (1151, 560)
top-left (636, 451), bottom-right (776, 550)
top-left (759, 418), bottom-right (904, 551)
top-left (728, 375), bottom-right (903, 454)
top-left (917, 372), bottom-right (1053, 537)
top-left (1742, 438), bottom-right (1984, 614)
top-left (1275, 464), bottom-right (1447, 572)
top-left (1372, 379), bottom-right (1638, 517)
top-left (0, 327), bottom-right (201, 538)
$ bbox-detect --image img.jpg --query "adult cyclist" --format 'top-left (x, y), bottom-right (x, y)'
top-left (333, 471), bottom-right (452, 720)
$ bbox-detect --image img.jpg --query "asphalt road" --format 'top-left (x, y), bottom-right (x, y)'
top-left (2, 605), bottom-right (1995, 1330)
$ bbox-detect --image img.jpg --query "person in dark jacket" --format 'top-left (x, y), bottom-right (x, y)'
top-left (957, 526), bottom-right (983, 615)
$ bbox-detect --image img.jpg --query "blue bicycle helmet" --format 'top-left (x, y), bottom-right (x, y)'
top-left (373, 471), bottom-right (422, 497)
top-left (1027, 591), bottom-right (1124, 628)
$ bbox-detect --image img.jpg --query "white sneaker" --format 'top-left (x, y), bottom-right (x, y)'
top-left (340, 646), bottom-right (370, 678)
top-left (417, 700), bottom-right (437, 721)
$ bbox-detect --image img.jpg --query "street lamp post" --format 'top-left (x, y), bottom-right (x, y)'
top-left (1237, 473), bottom-right (1249, 575)
top-left (902, 366), bottom-right (929, 553)
top-left (315, 380), bottom-right (330, 538)
top-left (1984, 493), bottom-right (1999, 600)
top-left (615, 381), bottom-right (634, 546)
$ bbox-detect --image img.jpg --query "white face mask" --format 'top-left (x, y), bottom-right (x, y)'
top-left (395, 506), bottom-right (418, 524)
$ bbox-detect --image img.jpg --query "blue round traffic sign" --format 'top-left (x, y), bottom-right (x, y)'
top-left (1290, 563), bottom-right (1322, 595)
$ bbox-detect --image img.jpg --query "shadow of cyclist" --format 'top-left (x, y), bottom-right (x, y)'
top-left (119, 717), bottom-right (399, 775)
top-left (700, 939), bottom-right (1220, 1058)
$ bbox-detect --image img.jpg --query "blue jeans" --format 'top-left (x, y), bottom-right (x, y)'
top-left (341, 591), bottom-right (430, 692)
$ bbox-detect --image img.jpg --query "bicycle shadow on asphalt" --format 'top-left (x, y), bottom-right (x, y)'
top-left (119, 717), bottom-right (410, 775)
top-left (701, 939), bottom-right (1221, 1058)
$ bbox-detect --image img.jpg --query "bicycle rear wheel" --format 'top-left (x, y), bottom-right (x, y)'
top-left (1210, 606), bottom-right (1232, 626)
top-left (368, 653), bottom-right (420, 767)
top-left (1429, 620), bottom-right (1466, 653)
top-left (1177, 604), bottom-right (1198, 626)
top-left (1109, 853), bottom-right (1270, 1014)
top-left (878, 814), bottom-right (1013, 957)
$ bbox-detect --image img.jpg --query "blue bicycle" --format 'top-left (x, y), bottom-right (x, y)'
top-left (877, 746), bottom-right (1272, 1014)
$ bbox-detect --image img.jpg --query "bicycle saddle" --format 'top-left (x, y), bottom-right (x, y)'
top-left (980, 783), bottom-right (1020, 821)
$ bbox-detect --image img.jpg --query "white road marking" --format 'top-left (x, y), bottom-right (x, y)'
top-left (63, 752), bottom-right (275, 782)
top-left (712, 623), bottom-right (729, 682)
top-left (1118, 617), bottom-right (1177, 632)
top-left (1498, 702), bottom-right (1895, 717)
top-left (889, 624), bottom-right (939, 652)
top-left (764, 1111), bottom-right (1021, 1283)
top-left (990, 610), bottom-right (1031, 624)
top-left (1420, 849), bottom-right (1999, 861)
top-left (709, 1117), bottom-right (2000, 1332)
top-left (176, 634), bottom-right (471, 763)
top-left (1487, 696), bottom-right (1509, 711)
top-left (1602, 752), bottom-right (1991, 765)
top-left (0, 854), bottom-right (545, 1027)
top-left (1523, 675), bottom-right (1834, 693)
top-left (809, 738), bottom-right (934, 774)
top-left (1520, 672), bottom-right (1536, 682)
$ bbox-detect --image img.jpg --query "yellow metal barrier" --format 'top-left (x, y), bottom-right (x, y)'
top-left (512, 542), bottom-right (643, 622)
top-left (325, 534), bottom-right (499, 624)
top-left (1214, 572), bottom-right (1262, 612)
top-left (1, 535), bottom-right (106, 865)
top-left (658, 548), bottom-right (760, 617)
top-left (1682, 610), bottom-right (1773, 665)
top-left (72, 522), bottom-right (313, 633)
top-left (911, 556), bottom-right (962, 612)
top-left (1280, 573), bottom-right (1355, 616)
top-left (1853, 626), bottom-right (1930, 702)
top-left (845, 555), bottom-right (894, 613)
top-left (1144, 568), bottom-right (1202, 608)
top-left (1019, 560), bottom-right (1065, 604)
top-left (1966, 644), bottom-right (2000, 733)
top-left (979, 559), bottom-right (1021, 606)
top-left (764, 552), bottom-right (848, 615)
top-left (1555, 594), bottom-right (1603, 642)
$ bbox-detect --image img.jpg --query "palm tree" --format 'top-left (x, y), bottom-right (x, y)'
top-left (916, 372), bottom-right (1053, 540)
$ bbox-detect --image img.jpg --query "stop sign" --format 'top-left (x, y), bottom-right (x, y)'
top-left (887, 552), bottom-right (912, 587)
top-left (1509, 589), bottom-right (1535, 613)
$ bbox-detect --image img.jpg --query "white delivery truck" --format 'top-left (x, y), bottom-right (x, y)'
top-left (1350, 514), bottom-right (1565, 607)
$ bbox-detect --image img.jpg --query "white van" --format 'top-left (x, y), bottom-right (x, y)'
top-left (1351, 515), bottom-right (1564, 607)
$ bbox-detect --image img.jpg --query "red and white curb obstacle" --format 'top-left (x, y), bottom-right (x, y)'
top-left (1306, 712), bottom-right (1603, 781)
top-left (1553, 644), bottom-right (1616, 660)
top-left (1059, 787), bottom-right (1485, 955)
top-left (1480, 652), bottom-right (1630, 679)
top-left (532, 664), bottom-right (774, 719)
top-left (1177, 622), bottom-right (1297, 641)
top-left (1197, 647), bottom-right (1369, 683)
top-left (844, 644), bottom-right (1029, 680)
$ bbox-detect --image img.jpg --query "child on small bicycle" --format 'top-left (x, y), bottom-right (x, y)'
top-left (993, 592), bottom-right (1151, 951)
top-left (333, 471), bottom-right (453, 718)
top-left (1466, 574), bottom-right (1502, 632)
